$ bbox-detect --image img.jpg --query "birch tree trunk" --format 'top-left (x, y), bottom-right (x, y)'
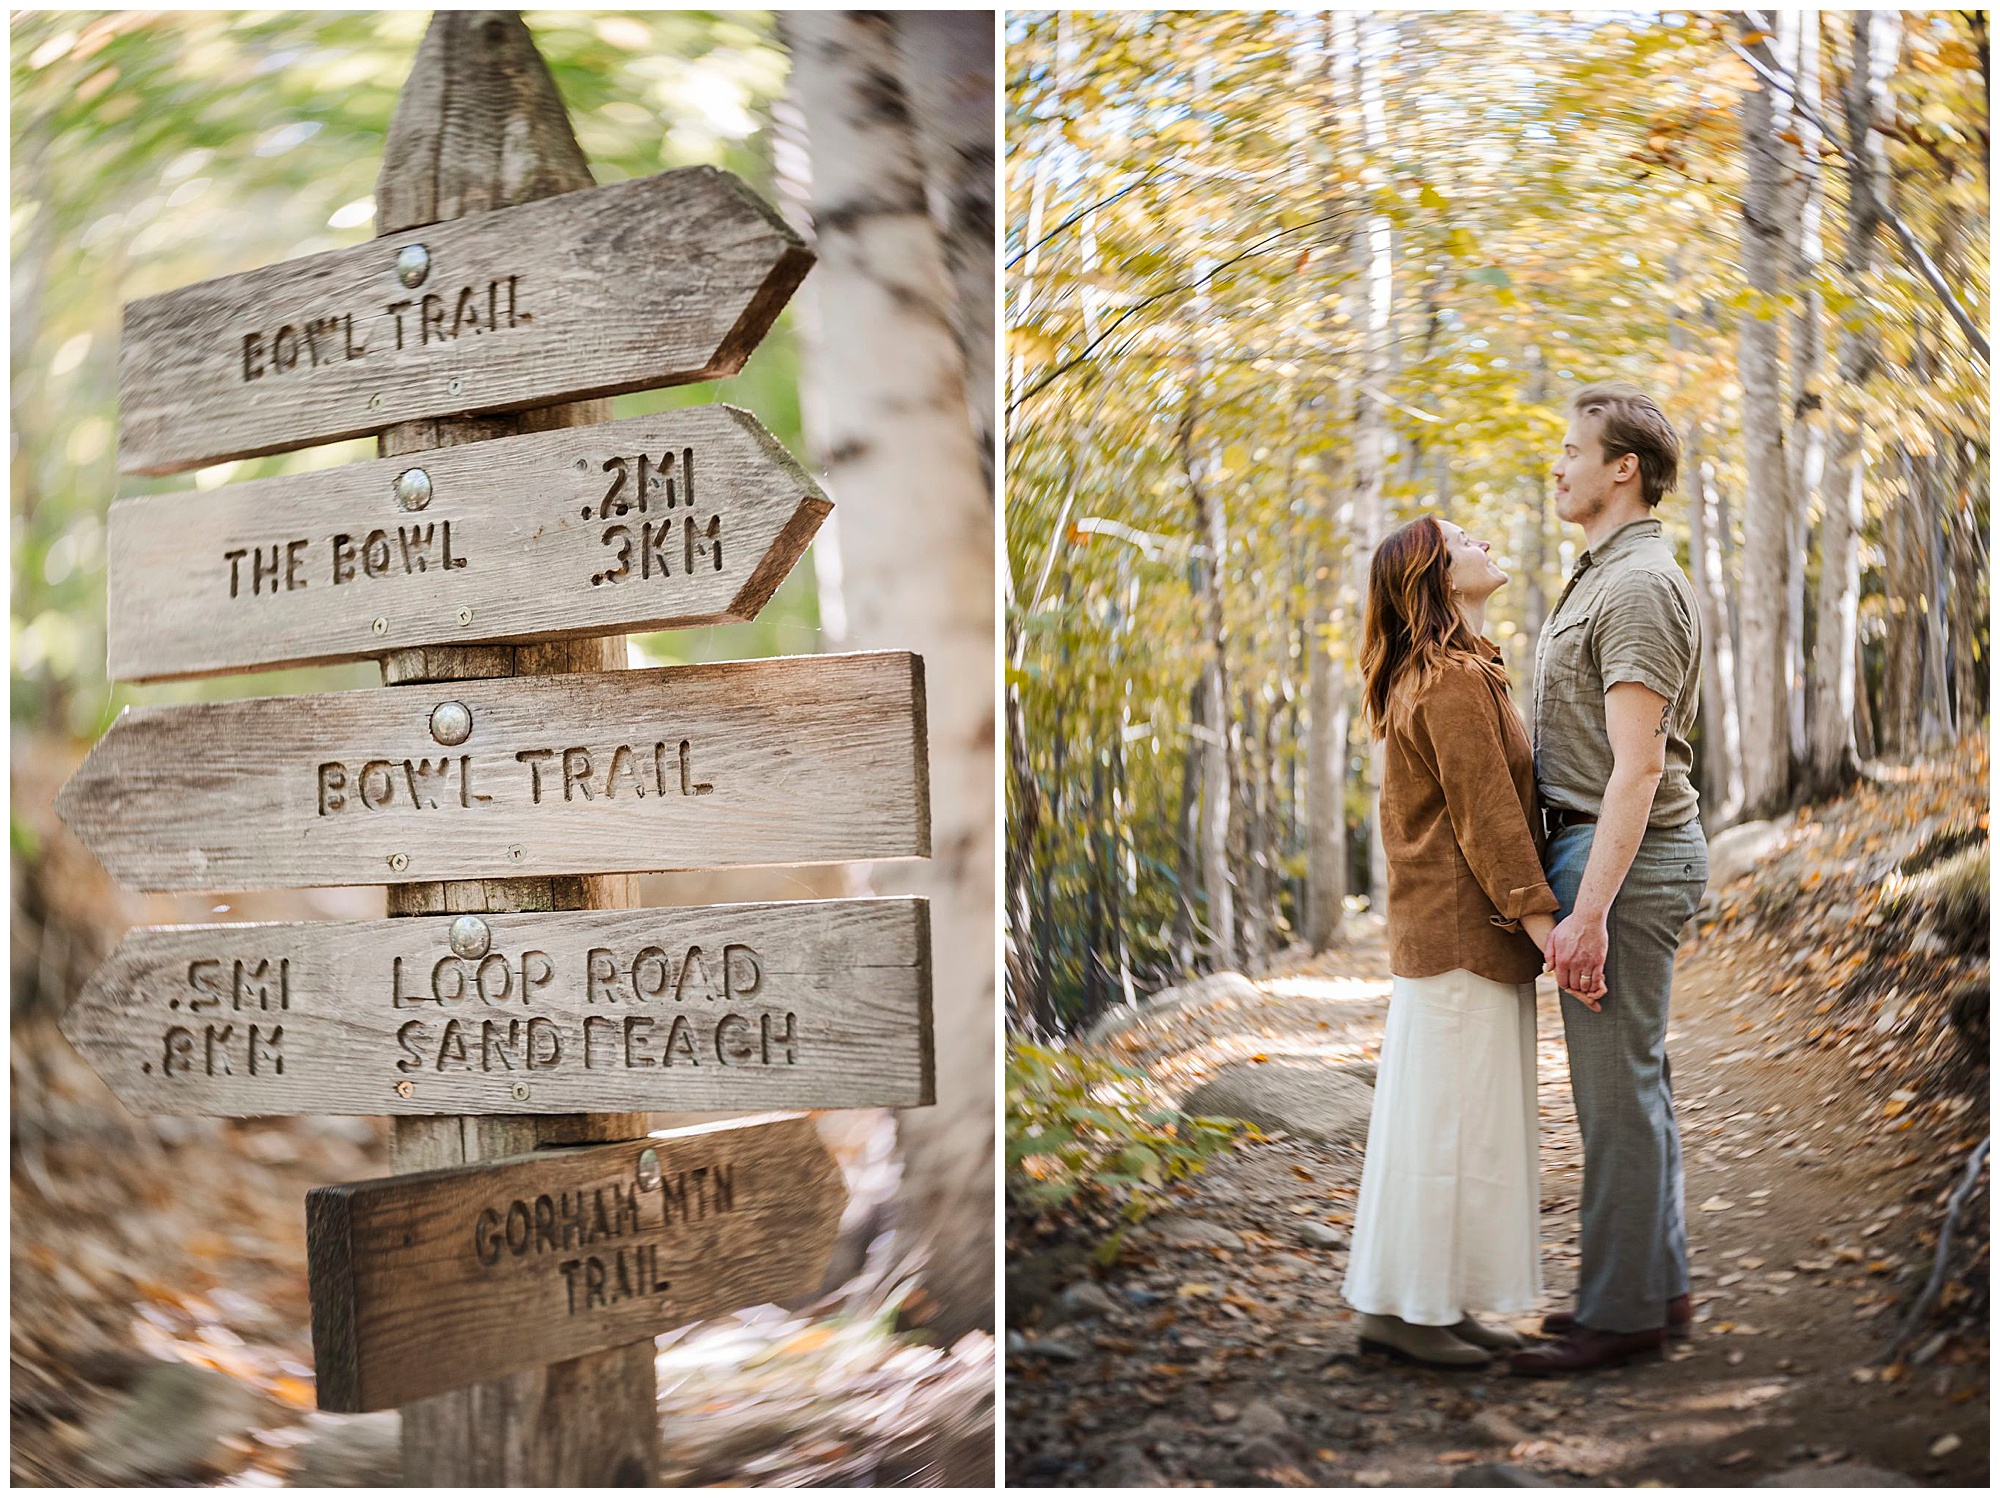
top-left (1302, 13), bottom-right (1351, 952)
top-left (1735, 12), bottom-right (1793, 817)
top-left (375, 12), bottom-right (655, 1485)
top-left (1687, 425), bottom-right (1747, 825)
top-left (1180, 380), bottom-right (1238, 971)
top-left (1352, 9), bottom-right (1393, 915)
top-left (1780, 11), bottom-right (1825, 780)
top-left (1809, 9), bottom-right (1893, 795)
top-left (894, 11), bottom-right (995, 496)
top-left (782, 11), bottom-right (995, 1346)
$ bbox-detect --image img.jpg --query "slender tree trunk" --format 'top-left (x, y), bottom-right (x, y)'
top-left (375, 14), bottom-right (655, 1485)
top-left (1780, 11), bottom-right (1825, 781)
top-left (1736, 12), bottom-right (1793, 816)
top-left (1303, 16), bottom-right (1351, 952)
top-left (893, 11), bottom-right (995, 497)
top-left (1352, 9), bottom-right (1393, 913)
top-left (1687, 424), bottom-right (1748, 825)
top-left (783, 11), bottom-right (995, 1348)
top-left (1809, 10), bottom-right (1892, 796)
top-left (1003, 602), bottom-right (1042, 1032)
top-left (1172, 675), bottom-right (1206, 970)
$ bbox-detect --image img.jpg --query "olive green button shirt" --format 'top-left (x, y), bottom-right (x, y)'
top-left (1530, 517), bottom-right (1703, 828)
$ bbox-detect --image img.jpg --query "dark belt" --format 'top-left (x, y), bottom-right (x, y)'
top-left (1544, 806), bottom-right (1598, 836)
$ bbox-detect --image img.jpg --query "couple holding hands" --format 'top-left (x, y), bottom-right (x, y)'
top-left (1340, 382), bottom-right (1710, 1376)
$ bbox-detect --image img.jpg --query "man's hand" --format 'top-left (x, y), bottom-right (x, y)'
top-left (1548, 908), bottom-right (1609, 1012)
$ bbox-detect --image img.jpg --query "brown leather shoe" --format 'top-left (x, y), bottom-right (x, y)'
top-left (1510, 1324), bottom-right (1666, 1376)
top-left (1540, 1293), bottom-right (1691, 1340)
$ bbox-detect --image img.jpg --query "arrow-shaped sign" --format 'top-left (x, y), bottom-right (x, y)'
top-left (60, 898), bottom-right (931, 1118)
top-left (56, 651), bottom-right (928, 891)
top-left (106, 406), bottom-right (829, 682)
top-left (307, 1115), bottom-right (845, 1411)
top-left (119, 166), bottom-right (812, 475)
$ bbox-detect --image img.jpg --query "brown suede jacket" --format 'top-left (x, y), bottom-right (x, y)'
top-left (1380, 640), bottom-right (1559, 984)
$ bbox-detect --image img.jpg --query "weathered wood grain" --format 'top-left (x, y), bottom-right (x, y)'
top-left (61, 897), bottom-right (933, 1116)
top-left (55, 651), bottom-right (929, 891)
top-left (118, 165), bottom-right (813, 476)
top-left (307, 1114), bottom-right (845, 1412)
top-left (363, 15), bottom-right (657, 1481)
top-left (106, 405), bottom-right (830, 682)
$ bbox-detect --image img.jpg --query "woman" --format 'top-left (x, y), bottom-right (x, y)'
top-left (1339, 514), bottom-right (1592, 1368)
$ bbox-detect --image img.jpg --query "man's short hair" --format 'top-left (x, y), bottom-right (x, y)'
top-left (1569, 381), bottom-right (1680, 507)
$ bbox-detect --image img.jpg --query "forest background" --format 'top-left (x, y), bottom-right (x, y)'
top-left (1004, 9), bottom-right (1989, 1039)
top-left (12, 9), bottom-right (993, 1485)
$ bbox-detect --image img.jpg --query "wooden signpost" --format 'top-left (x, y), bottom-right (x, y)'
top-left (62, 898), bottom-right (933, 1116)
top-left (56, 12), bottom-right (940, 1483)
top-left (57, 650), bottom-right (928, 890)
top-left (306, 1114), bottom-right (845, 1412)
top-left (107, 406), bottom-right (830, 681)
top-left (118, 166), bottom-right (812, 477)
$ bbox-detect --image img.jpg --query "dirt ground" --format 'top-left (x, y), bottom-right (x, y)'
top-left (1006, 914), bottom-right (1988, 1488)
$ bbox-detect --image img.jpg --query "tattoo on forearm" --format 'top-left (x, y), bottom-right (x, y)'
top-left (1656, 703), bottom-right (1671, 737)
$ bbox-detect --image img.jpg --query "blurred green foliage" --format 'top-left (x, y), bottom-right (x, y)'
top-left (1006, 1038), bottom-right (1244, 1257)
top-left (12, 10), bottom-right (818, 744)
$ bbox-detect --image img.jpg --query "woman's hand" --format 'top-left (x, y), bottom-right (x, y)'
top-left (1521, 912), bottom-right (1556, 953)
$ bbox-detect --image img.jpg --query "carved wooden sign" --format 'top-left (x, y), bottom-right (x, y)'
top-left (106, 406), bottom-right (830, 682)
top-left (60, 898), bottom-right (931, 1117)
top-left (55, 651), bottom-right (928, 891)
top-left (119, 166), bottom-right (813, 476)
top-left (307, 1114), bottom-right (845, 1411)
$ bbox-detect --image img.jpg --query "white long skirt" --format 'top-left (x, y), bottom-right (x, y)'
top-left (1341, 967), bottom-right (1542, 1326)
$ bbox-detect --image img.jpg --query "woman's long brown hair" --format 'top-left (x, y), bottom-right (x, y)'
top-left (1360, 514), bottom-right (1509, 738)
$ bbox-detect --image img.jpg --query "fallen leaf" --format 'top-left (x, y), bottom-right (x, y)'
top-left (1699, 1196), bottom-right (1735, 1212)
top-left (1930, 1434), bottom-right (1961, 1458)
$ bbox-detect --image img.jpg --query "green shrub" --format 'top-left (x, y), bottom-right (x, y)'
top-left (1006, 1040), bottom-right (1243, 1232)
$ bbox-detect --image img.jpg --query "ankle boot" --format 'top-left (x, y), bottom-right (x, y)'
top-left (1358, 1313), bottom-right (1492, 1367)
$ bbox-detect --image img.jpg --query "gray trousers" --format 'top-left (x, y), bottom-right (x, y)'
top-left (1545, 819), bottom-right (1707, 1334)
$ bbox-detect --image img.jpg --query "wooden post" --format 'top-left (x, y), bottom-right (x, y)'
top-left (374, 13), bottom-right (656, 1485)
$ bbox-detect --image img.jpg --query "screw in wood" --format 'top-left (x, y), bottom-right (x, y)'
top-left (448, 376), bottom-right (464, 396)
top-left (395, 1080), bottom-right (414, 1098)
top-left (507, 845), bottom-right (525, 863)
top-left (394, 467), bottom-right (433, 511)
top-left (371, 617), bottom-right (389, 636)
top-left (447, 914), bottom-right (491, 960)
top-left (455, 606), bottom-right (473, 626)
top-left (387, 852), bottom-right (409, 873)
top-left (429, 700), bottom-right (473, 746)
top-left (395, 243), bottom-right (430, 288)
top-left (511, 1082), bottom-right (530, 1102)
top-left (636, 1148), bottom-right (662, 1190)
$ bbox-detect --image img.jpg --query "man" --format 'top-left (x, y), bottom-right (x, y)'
top-left (1511, 382), bottom-right (1708, 1376)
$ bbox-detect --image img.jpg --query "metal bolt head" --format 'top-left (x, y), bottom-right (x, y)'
top-left (395, 243), bottom-right (430, 288)
top-left (448, 376), bottom-right (464, 396)
top-left (387, 852), bottom-right (409, 873)
top-left (429, 700), bottom-right (472, 746)
top-left (511, 1081), bottom-right (530, 1102)
top-left (636, 1148), bottom-right (662, 1190)
top-left (448, 914), bottom-right (491, 960)
top-left (507, 845), bottom-right (525, 863)
top-left (371, 616), bottom-right (389, 636)
top-left (394, 467), bottom-right (432, 511)
top-left (455, 606), bottom-right (474, 627)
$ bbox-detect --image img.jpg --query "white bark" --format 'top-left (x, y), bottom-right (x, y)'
top-left (893, 11), bottom-right (994, 497)
top-left (782, 12), bottom-right (994, 1342)
top-left (1354, 11), bottom-right (1393, 913)
top-left (1780, 12), bottom-right (1824, 777)
top-left (1810, 12), bottom-right (1894, 793)
top-left (1736, 13), bottom-right (1792, 816)
top-left (1688, 435), bottom-right (1747, 825)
